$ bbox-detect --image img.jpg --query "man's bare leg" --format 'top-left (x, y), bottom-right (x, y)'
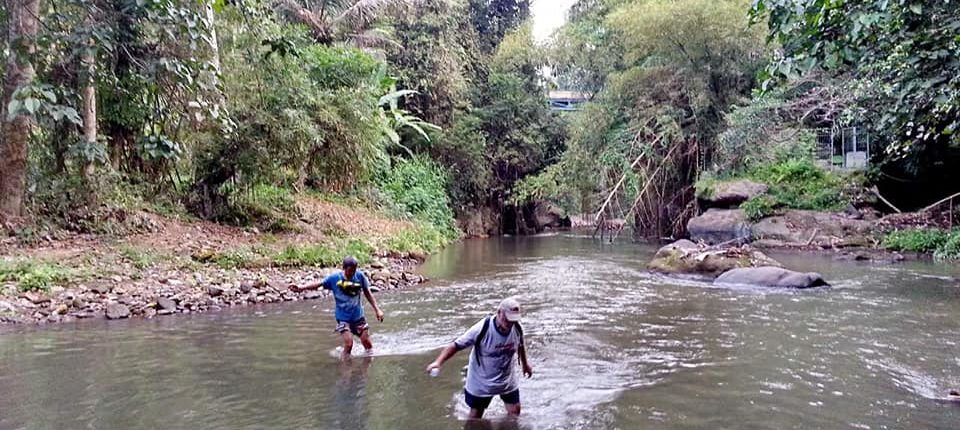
top-left (340, 330), bottom-right (354, 359)
top-left (467, 407), bottom-right (486, 419)
top-left (504, 402), bottom-right (521, 417)
top-left (359, 329), bottom-right (374, 353)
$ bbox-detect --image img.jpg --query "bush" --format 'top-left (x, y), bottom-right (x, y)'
top-left (218, 184), bottom-right (299, 232)
top-left (0, 260), bottom-right (73, 292)
top-left (379, 156), bottom-right (460, 240)
top-left (882, 228), bottom-right (950, 253)
top-left (882, 228), bottom-right (960, 260)
top-left (741, 195), bottom-right (780, 221)
top-left (934, 233), bottom-right (960, 261)
top-left (694, 176), bottom-right (717, 200)
top-left (749, 160), bottom-right (849, 212)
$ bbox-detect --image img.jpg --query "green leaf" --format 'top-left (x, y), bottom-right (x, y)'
top-left (6, 99), bottom-right (22, 120)
top-left (23, 98), bottom-right (40, 115)
top-left (909, 4), bottom-right (922, 14)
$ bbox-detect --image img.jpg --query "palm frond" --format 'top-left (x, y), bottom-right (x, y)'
top-left (349, 27), bottom-right (403, 50)
top-left (331, 0), bottom-right (412, 33)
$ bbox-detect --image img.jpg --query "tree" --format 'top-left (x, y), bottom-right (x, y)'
top-left (533, 0), bottom-right (766, 238)
top-left (1, 0), bottom-right (41, 221)
top-left (279, 0), bottom-right (412, 46)
top-left (752, 0), bottom-right (960, 171)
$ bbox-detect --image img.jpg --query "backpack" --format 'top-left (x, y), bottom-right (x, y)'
top-left (473, 315), bottom-right (524, 367)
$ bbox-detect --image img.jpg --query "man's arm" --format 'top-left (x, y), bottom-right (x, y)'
top-left (289, 280), bottom-right (323, 292)
top-left (426, 343), bottom-right (460, 373)
top-left (362, 286), bottom-right (384, 322)
top-left (518, 343), bottom-right (533, 378)
top-left (289, 274), bottom-right (334, 292)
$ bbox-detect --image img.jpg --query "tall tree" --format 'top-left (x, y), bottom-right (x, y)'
top-left (279, 0), bottom-right (411, 46)
top-left (1, 0), bottom-right (41, 221)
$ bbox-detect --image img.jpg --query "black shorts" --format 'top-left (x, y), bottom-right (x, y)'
top-left (464, 389), bottom-right (520, 410)
top-left (335, 318), bottom-right (369, 336)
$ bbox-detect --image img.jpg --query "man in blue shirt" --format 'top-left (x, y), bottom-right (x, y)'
top-left (290, 256), bottom-right (384, 358)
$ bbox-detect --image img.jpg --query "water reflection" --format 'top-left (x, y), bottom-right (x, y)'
top-left (331, 356), bottom-right (373, 429)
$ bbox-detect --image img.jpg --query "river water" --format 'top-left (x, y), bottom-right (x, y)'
top-left (1, 234), bottom-right (959, 429)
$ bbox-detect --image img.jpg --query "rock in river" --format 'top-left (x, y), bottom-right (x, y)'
top-left (687, 209), bottom-right (752, 245)
top-left (699, 179), bottom-right (768, 209)
top-left (105, 303), bottom-right (131, 320)
top-left (648, 240), bottom-right (782, 277)
top-left (714, 266), bottom-right (829, 289)
top-left (157, 297), bottom-right (177, 311)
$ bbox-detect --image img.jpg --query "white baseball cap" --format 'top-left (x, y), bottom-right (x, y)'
top-left (498, 298), bottom-right (522, 322)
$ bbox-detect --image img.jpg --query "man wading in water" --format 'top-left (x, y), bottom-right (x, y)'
top-left (426, 298), bottom-right (533, 419)
top-left (290, 256), bottom-right (384, 359)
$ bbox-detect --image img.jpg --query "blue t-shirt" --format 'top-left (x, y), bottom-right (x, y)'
top-left (322, 271), bottom-right (369, 322)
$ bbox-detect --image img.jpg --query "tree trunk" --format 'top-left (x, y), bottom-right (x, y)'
top-left (81, 33), bottom-right (97, 178)
top-left (0, 0), bottom-right (41, 221)
top-left (205, 0), bottom-right (221, 73)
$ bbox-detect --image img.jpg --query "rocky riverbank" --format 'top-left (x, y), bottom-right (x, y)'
top-left (0, 195), bottom-right (444, 326)
top-left (0, 256), bottom-right (427, 325)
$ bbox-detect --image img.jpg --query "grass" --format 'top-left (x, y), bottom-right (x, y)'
top-left (0, 259), bottom-right (75, 292)
top-left (118, 245), bottom-right (170, 270)
top-left (274, 240), bottom-right (374, 268)
top-left (383, 224), bottom-right (452, 255)
top-left (882, 228), bottom-right (960, 260)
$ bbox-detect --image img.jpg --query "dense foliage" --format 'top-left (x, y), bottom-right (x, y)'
top-left (0, 0), bottom-right (547, 242)
top-left (751, 0), bottom-right (960, 209)
top-left (882, 228), bottom-right (960, 261)
top-left (534, 0), bottom-right (766, 238)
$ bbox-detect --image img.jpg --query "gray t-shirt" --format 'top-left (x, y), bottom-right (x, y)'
top-left (454, 316), bottom-right (521, 396)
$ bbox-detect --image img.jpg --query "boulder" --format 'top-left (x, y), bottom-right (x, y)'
top-left (533, 201), bottom-right (572, 230)
top-left (206, 286), bottom-right (224, 297)
top-left (648, 240), bottom-right (782, 277)
top-left (700, 180), bottom-right (768, 208)
top-left (459, 206), bottom-right (500, 238)
top-left (105, 303), bottom-right (131, 319)
top-left (157, 297), bottom-right (177, 311)
top-left (687, 209), bottom-right (752, 245)
top-left (752, 210), bottom-right (874, 247)
top-left (714, 266), bottom-right (829, 289)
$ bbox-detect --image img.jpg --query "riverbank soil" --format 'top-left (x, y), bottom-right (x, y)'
top-left (0, 195), bottom-right (429, 325)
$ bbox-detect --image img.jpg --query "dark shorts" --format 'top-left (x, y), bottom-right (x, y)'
top-left (335, 318), bottom-right (369, 336)
top-left (464, 389), bottom-right (520, 410)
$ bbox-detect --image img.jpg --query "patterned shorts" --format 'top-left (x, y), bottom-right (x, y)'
top-left (335, 318), bottom-right (369, 336)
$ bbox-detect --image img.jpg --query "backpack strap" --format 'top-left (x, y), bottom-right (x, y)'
top-left (473, 315), bottom-right (492, 367)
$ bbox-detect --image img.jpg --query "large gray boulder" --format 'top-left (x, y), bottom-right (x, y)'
top-left (751, 210), bottom-right (874, 247)
top-left (533, 201), bottom-right (571, 230)
top-left (714, 266), bottom-right (829, 289)
top-left (687, 209), bottom-right (752, 245)
top-left (458, 206), bottom-right (500, 238)
top-left (648, 240), bottom-right (782, 278)
top-left (700, 180), bottom-right (769, 209)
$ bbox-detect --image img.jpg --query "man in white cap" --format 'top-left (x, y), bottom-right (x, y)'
top-left (426, 297), bottom-right (533, 419)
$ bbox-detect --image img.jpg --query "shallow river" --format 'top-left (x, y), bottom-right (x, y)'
top-left (2, 234), bottom-right (960, 429)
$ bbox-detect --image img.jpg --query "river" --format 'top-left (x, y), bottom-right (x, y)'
top-left (1, 234), bottom-right (959, 429)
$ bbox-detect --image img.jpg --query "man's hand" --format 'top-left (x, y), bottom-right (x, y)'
top-left (375, 308), bottom-right (384, 322)
top-left (426, 361), bottom-right (441, 374)
top-left (522, 363), bottom-right (533, 378)
top-left (288, 284), bottom-right (301, 293)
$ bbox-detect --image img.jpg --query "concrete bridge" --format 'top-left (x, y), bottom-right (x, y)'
top-left (548, 90), bottom-right (590, 111)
